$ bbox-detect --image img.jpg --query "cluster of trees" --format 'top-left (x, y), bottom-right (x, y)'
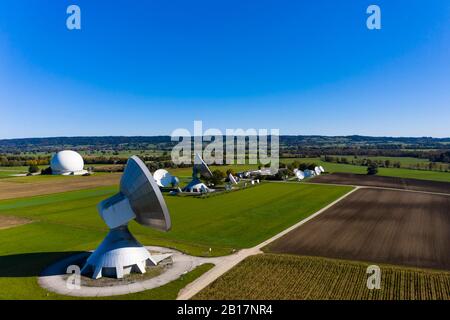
top-left (321, 155), bottom-right (449, 172)
top-left (367, 163), bottom-right (378, 175)
top-left (407, 162), bottom-right (449, 172)
top-left (204, 170), bottom-right (226, 186)
top-left (428, 151), bottom-right (450, 164)
top-left (0, 155), bottom-right (50, 167)
top-left (145, 160), bottom-right (191, 173)
top-left (28, 165), bottom-right (40, 174)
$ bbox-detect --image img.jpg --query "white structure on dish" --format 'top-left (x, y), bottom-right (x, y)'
top-left (50, 150), bottom-right (88, 175)
top-left (183, 153), bottom-right (214, 193)
top-left (228, 173), bottom-right (238, 185)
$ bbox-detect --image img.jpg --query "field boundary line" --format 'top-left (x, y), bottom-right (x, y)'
top-left (176, 186), bottom-right (359, 300)
top-left (303, 181), bottom-right (450, 197)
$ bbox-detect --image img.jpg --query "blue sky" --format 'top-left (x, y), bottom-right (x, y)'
top-left (0, 0), bottom-right (449, 138)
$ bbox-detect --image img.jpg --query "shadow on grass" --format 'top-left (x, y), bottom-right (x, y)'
top-left (0, 251), bottom-right (90, 277)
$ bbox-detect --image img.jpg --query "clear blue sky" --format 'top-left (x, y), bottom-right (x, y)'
top-left (0, 0), bottom-right (449, 138)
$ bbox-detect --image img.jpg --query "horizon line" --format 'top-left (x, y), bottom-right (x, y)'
top-left (1, 134), bottom-right (450, 141)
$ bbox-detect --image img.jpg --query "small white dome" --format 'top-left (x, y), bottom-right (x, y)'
top-left (50, 150), bottom-right (85, 175)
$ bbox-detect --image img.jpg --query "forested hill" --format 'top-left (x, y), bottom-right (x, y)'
top-left (1, 135), bottom-right (450, 154)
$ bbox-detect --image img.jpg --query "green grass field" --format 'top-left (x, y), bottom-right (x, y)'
top-left (0, 182), bottom-right (350, 299)
top-left (0, 166), bottom-right (31, 179)
top-left (194, 254), bottom-right (450, 300)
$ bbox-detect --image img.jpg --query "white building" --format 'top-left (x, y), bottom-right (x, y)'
top-left (50, 150), bottom-right (88, 175)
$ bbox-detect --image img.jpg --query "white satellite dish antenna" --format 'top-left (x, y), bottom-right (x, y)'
top-left (296, 170), bottom-right (305, 180)
top-left (293, 168), bottom-right (298, 174)
top-left (193, 153), bottom-right (213, 179)
top-left (228, 173), bottom-right (238, 185)
top-left (314, 166), bottom-right (321, 175)
top-left (81, 156), bottom-right (171, 279)
top-left (183, 153), bottom-right (214, 193)
top-left (153, 169), bottom-right (174, 188)
top-left (319, 166), bottom-right (325, 173)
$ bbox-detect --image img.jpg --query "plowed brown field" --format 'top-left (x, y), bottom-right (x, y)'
top-left (0, 174), bottom-right (120, 200)
top-left (266, 188), bottom-right (450, 271)
top-left (311, 172), bottom-right (450, 194)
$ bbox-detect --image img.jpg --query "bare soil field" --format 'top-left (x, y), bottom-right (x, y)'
top-left (0, 174), bottom-right (120, 200)
top-left (194, 254), bottom-right (450, 300)
top-left (266, 188), bottom-right (450, 271)
top-left (0, 215), bottom-right (32, 230)
top-left (311, 172), bottom-right (450, 194)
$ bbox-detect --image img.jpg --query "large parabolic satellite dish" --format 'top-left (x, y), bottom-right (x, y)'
top-left (296, 170), bottom-right (305, 180)
top-left (81, 156), bottom-right (171, 279)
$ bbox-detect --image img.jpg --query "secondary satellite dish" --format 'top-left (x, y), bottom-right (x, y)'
top-left (229, 173), bottom-right (238, 185)
top-left (293, 168), bottom-right (299, 174)
top-left (153, 169), bottom-right (173, 188)
top-left (183, 153), bottom-right (215, 193)
top-left (319, 166), bottom-right (325, 173)
top-left (193, 153), bottom-right (213, 179)
top-left (81, 156), bottom-right (171, 279)
top-left (296, 170), bottom-right (305, 180)
top-left (314, 166), bottom-right (322, 175)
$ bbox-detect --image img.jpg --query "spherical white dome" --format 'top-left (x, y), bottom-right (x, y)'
top-left (50, 150), bottom-right (85, 175)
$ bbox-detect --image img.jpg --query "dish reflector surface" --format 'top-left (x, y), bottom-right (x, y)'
top-left (229, 173), bottom-right (238, 184)
top-left (153, 169), bottom-right (174, 187)
top-left (122, 156), bottom-right (171, 231)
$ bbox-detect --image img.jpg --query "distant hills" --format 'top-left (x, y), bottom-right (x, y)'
top-left (0, 135), bottom-right (449, 154)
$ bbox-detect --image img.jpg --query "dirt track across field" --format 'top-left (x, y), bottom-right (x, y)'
top-left (311, 172), bottom-right (450, 194)
top-left (266, 188), bottom-right (450, 271)
top-left (0, 174), bottom-right (120, 200)
top-left (0, 215), bottom-right (32, 230)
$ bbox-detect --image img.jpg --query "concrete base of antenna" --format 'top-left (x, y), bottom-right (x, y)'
top-left (81, 225), bottom-right (172, 279)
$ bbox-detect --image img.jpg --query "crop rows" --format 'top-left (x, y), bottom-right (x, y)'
top-left (194, 254), bottom-right (450, 300)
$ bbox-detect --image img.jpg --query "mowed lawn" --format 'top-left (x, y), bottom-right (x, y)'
top-left (0, 182), bottom-right (350, 299)
top-left (0, 183), bottom-right (351, 255)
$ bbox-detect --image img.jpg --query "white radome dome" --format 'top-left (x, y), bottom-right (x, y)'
top-left (50, 150), bottom-right (86, 175)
